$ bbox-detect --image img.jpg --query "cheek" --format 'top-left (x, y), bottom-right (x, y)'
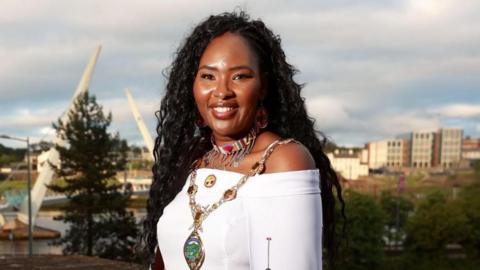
top-left (193, 80), bottom-right (211, 120)
top-left (236, 81), bottom-right (262, 109)
top-left (193, 80), bottom-right (211, 113)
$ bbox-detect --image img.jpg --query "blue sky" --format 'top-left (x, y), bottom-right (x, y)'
top-left (1, 0), bottom-right (479, 148)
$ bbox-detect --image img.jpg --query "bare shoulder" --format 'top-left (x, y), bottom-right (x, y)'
top-left (263, 139), bottom-right (316, 173)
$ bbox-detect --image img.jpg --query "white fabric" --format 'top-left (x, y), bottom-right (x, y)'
top-left (157, 168), bottom-right (323, 270)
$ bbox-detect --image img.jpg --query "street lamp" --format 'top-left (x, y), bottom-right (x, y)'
top-left (0, 134), bottom-right (33, 257)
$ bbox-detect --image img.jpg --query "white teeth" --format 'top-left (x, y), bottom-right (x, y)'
top-left (213, 107), bottom-right (234, 113)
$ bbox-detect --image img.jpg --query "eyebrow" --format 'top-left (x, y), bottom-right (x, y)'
top-left (198, 65), bottom-right (254, 72)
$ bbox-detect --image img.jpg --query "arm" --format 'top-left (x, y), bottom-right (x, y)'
top-left (246, 193), bottom-right (323, 270)
top-left (246, 139), bottom-right (322, 269)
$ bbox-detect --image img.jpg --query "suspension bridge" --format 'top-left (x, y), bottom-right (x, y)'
top-left (0, 46), bottom-right (155, 233)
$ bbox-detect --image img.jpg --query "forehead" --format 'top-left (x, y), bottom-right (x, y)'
top-left (198, 32), bottom-right (259, 69)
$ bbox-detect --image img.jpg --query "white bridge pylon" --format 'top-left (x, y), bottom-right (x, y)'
top-left (124, 88), bottom-right (154, 160)
top-left (16, 46), bottom-right (102, 226)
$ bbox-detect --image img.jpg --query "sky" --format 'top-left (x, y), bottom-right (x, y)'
top-left (1, 0), bottom-right (479, 148)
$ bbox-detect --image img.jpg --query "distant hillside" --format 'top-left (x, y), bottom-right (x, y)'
top-left (0, 143), bottom-right (26, 166)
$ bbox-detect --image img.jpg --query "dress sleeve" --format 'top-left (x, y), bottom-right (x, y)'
top-left (243, 170), bottom-right (323, 270)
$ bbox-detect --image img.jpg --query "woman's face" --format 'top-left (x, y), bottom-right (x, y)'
top-left (193, 32), bottom-right (265, 140)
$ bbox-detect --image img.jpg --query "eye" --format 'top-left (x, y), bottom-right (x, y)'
top-left (233, 73), bottom-right (253, 80)
top-left (200, 73), bottom-right (215, 80)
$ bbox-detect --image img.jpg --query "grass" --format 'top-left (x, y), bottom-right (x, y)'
top-left (0, 179), bottom-right (28, 194)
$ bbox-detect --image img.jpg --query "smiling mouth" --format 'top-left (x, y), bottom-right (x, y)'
top-left (210, 105), bottom-right (238, 120)
top-left (212, 107), bottom-right (235, 113)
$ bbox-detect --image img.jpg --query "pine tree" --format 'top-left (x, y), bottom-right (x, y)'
top-left (48, 92), bottom-right (138, 261)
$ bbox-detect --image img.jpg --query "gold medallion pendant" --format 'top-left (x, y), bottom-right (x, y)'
top-left (183, 230), bottom-right (205, 270)
top-left (204, 174), bottom-right (216, 188)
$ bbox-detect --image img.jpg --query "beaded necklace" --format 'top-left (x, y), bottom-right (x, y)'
top-left (204, 127), bottom-right (257, 168)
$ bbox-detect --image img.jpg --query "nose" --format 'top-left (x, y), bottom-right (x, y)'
top-left (212, 77), bottom-right (233, 99)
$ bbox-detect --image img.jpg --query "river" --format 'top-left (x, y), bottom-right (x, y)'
top-left (0, 210), bottom-right (146, 255)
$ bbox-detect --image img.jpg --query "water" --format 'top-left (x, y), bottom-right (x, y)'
top-left (0, 210), bottom-right (146, 255)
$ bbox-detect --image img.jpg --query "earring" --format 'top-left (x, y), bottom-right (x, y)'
top-left (196, 117), bottom-right (207, 128)
top-left (255, 104), bottom-right (268, 130)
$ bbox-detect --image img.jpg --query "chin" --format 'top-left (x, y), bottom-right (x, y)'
top-left (211, 127), bottom-right (237, 137)
top-left (210, 123), bottom-right (242, 137)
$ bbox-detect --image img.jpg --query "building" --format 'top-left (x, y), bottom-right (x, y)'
top-left (360, 148), bottom-right (369, 164)
top-left (367, 140), bottom-right (388, 169)
top-left (438, 128), bottom-right (463, 167)
top-left (409, 128), bottom-right (463, 168)
top-left (327, 149), bottom-right (369, 180)
top-left (364, 127), bottom-right (463, 169)
top-left (462, 137), bottom-right (480, 161)
top-left (410, 130), bottom-right (435, 168)
top-left (367, 139), bottom-right (408, 169)
top-left (386, 139), bottom-right (405, 168)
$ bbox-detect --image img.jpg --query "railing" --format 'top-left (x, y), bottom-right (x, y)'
top-left (0, 180), bottom-right (150, 210)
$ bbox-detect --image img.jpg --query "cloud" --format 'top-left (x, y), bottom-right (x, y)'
top-left (101, 94), bottom-right (159, 125)
top-left (429, 104), bottom-right (480, 118)
top-left (0, 107), bottom-right (64, 128)
top-left (305, 96), bottom-right (478, 145)
top-left (1, 0), bottom-right (479, 148)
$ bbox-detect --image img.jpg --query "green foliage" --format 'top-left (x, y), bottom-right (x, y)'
top-left (473, 160), bottom-right (480, 178)
top-left (336, 190), bottom-right (386, 270)
top-left (384, 255), bottom-right (480, 270)
top-left (128, 159), bottom-right (153, 170)
top-left (379, 191), bottom-right (414, 247)
top-left (323, 140), bottom-right (338, 153)
top-left (48, 92), bottom-right (138, 261)
top-left (31, 140), bottom-right (53, 152)
top-left (0, 180), bottom-right (27, 194)
top-left (460, 182), bottom-right (480, 257)
top-left (405, 191), bottom-right (471, 256)
top-left (405, 172), bottom-right (425, 188)
top-left (0, 143), bottom-right (25, 165)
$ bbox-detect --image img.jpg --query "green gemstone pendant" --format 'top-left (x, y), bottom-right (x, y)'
top-left (184, 230), bottom-right (205, 270)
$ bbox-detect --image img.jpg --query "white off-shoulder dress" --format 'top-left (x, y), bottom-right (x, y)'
top-left (157, 168), bottom-right (323, 270)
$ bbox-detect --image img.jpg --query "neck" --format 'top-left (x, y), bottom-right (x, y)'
top-left (211, 128), bottom-right (253, 147)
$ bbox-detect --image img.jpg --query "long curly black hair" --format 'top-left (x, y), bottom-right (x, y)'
top-left (141, 10), bottom-right (345, 269)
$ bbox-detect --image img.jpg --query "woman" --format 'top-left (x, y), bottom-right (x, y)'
top-left (142, 11), bottom-right (344, 270)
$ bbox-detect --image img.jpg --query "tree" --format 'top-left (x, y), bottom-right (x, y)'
top-left (48, 92), bottom-right (138, 261)
top-left (336, 190), bottom-right (386, 270)
top-left (0, 143), bottom-right (25, 166)
top-left (460, 182), bottom-right (480, 257)
top-left (405, 191), bottom-right (471, 257)
top-left (473, 160), bottom-right (480, 178)
top-left (379, 191), bottom-right (414, 247)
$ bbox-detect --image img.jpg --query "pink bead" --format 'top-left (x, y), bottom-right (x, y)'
top-left (223, 145), bottom-right (233, 152)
